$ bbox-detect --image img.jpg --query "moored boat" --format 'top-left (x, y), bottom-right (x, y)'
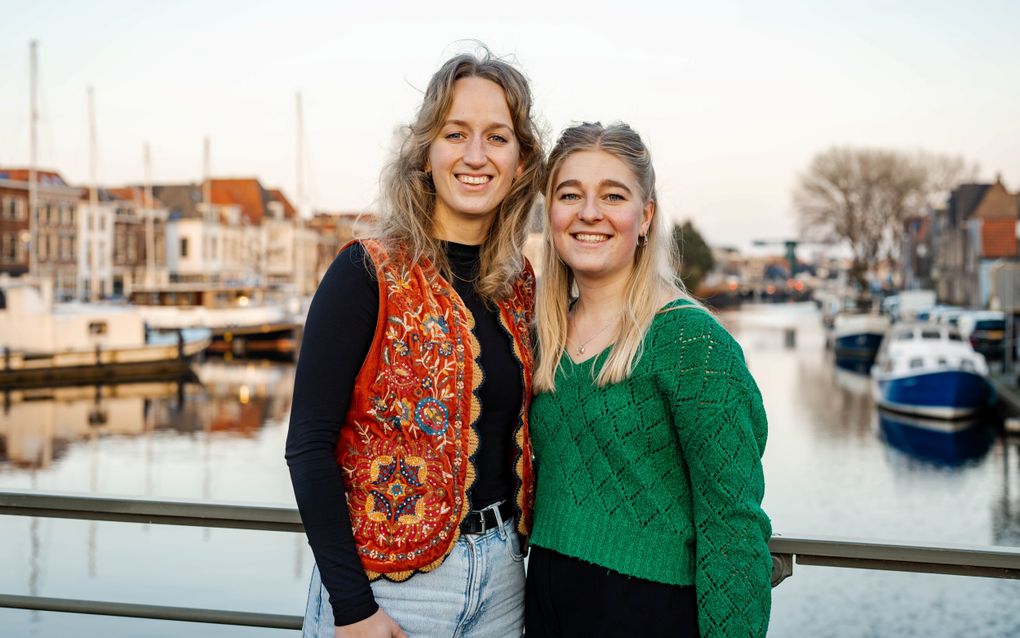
top-left (832, 313), bottom-right (890, 374)
top-left (871, 323), bottom-right (993, 419)
top-left (127, 284), bottom-right (299, 356)
top-left (0, 280), bottom-right (210, 387)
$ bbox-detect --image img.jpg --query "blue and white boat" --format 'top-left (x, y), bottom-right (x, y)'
top-left (871, 323), bottom-right (993, 419)
top-left (832, 313), bottom-right (890, 374)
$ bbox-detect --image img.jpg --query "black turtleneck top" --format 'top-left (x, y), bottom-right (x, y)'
top-left (285, 240), bottom-right (524, 626)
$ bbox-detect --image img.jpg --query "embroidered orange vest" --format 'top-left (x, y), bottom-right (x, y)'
top-left (336, 239), bottom-right (535, 581)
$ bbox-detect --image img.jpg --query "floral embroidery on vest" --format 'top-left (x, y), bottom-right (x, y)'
top-left (336, 239), bottom-right (534, 580)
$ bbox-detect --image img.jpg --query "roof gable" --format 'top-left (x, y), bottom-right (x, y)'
top-left (972, 180), bottom-right (1018, 220)
top-left (0, 168), bottom-right (70, 186)
top-left (208, 178), bottom-right (269, 224)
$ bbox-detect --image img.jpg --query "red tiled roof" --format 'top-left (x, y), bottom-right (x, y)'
top-left (981, 218), bottom-right (1017, 258)
top-left (106, 186), bottom-right (165, 208)
top-left (267, 189), bottom-right (297, 220)
top-left (0, 168), bottom-right (69, 186)
top-left (208, 178), bottom-right (268, 224)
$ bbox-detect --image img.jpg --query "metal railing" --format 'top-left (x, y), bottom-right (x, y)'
top-left (2, 489), bottom-right (1020, 630)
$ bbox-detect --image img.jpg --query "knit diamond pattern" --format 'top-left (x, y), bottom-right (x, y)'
top-left (530, 300), bottom-right (772, 637)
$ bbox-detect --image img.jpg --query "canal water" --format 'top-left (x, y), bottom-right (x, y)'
top-left (1, 303), bottom-right (1018, 637)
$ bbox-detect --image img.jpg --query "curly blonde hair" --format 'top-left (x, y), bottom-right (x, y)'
top-left (376, 48), bottom-right (543, 301)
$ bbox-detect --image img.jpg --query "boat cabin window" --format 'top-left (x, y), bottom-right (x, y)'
top-left (947, 332), bottom-right (962, 341)
top-left (961, 360), bottom-right (975, 372)
top-left (920, 329), bottom-right (940, 340)
top-left (895, 331), bottom-right (914, 341)
top-left (937, 357), bottom-right (948, 367)
top-left (909, 357), bottom-right (924, 369)
top-left (88, 321), bottom-right (108, 336)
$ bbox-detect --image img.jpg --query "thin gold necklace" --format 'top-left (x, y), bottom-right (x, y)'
top-left (568, 311), bottom-right (620, 356)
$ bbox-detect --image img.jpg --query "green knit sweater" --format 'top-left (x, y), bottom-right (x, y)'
top-left (530, 299), bottom-right (771, 637)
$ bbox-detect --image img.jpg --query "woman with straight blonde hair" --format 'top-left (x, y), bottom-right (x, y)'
top-left (286, 48), bottom-right (543, 638)
top-left (526, 122), bottom-right (772, 637)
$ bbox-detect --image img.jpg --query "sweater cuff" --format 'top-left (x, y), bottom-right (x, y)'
top-left (333, 598), bottom-right (380, 627)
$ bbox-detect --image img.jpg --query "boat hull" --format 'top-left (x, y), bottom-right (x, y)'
top-left (874, 369), bottom-right (992, 419)
top-left (833, 332), bottom-right (884, 373)
top-left (0, 334), bottom-right (210, 389)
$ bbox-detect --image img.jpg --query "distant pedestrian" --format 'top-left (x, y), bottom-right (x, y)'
top-left (285, 47), bottom-right (543, 638)
top-left (526, 122), bottom-right (773, 637)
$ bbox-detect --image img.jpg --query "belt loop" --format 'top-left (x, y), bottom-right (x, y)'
top-left (491, 500), bottom-right (507, 540)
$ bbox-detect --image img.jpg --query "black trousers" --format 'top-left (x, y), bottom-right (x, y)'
top-left (525, 546), bottom-right (700, 638)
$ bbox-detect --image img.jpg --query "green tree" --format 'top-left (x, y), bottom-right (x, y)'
top-left (672, 220), bottom-right (715, 294)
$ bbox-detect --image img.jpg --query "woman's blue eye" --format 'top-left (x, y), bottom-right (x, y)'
top-left (490, 134), bottom-right (509, 144)
top-left (445, 132), bottom-right (464, 140)
top-left (606, 193), bottom-right (625, 202)
top-left (559, 193), bottom-right (580, 201)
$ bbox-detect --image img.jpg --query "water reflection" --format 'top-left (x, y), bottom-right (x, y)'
top-left (1, 307), bottom-right (1019, 636)
top-left (0, 359), bottom-right (301, 638)
top-left (0, 380), bottom-right (186, 468)
top-left (876, 409), bottom-right (998, 467)
top-left (993, 436), bottom-right (1020, 546)
top-left (0, 361), bottom-right (294, 470)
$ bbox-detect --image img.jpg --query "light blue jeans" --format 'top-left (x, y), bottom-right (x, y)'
top-left (303, 517), bottom-right (525, 638)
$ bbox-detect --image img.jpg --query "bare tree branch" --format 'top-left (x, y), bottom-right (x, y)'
top-left (793, 147), bottom-right (974, 290)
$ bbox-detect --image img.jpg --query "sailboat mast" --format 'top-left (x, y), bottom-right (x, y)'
top-left (88, 86), bottom-right (99, 302)
top-left (202, 136), bottom-right (211, 216)
top-left (144, 143), bottom-right (155, 284)
top-left (295, 91), bottom-right (305, 296)
top-left (28, 41), bottom-right (39, 279)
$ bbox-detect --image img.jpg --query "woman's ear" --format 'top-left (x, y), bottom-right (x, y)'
top-left (641, 200), bottom-right (656, 236)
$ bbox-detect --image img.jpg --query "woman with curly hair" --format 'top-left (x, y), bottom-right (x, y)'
top-left (286, 49), bottom-right (543, 638)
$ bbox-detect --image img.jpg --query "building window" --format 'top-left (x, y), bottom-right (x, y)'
top-left (88, 321), bottom-right (108, 335)
top-left (1, 234), bottom-right (15, 263)
top-left (128, 236), bottom-right (137, 261)
top-left (116, 234), bottom-right (126, 262)
top-left (39, 232), bottom-right (49, 260)
top-left (180, 237), bottom-right (189, 258)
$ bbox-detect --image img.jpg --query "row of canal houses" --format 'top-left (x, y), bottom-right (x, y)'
top-left (0, 167), bottom-right (372, 301)
top-left (903, 175), bottom-right (1020, 309)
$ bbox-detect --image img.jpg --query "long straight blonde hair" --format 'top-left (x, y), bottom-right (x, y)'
top-left (534, 122), bottom-right (697, 391)
top-left (376, 48), bottom-right (543, 301)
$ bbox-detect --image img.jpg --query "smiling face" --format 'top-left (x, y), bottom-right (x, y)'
top-left (549, 150), bottom-right (654, 286)
top-left (426, 76), bottom-right (523, 244)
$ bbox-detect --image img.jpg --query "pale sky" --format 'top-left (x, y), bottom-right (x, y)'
top-left (2, 0), bottom-right (1018, 252)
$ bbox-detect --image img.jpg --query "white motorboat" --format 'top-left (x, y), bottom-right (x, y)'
top-left (871, 323), bottom-right (993, 419)
top-left (127, 284), bottom-right (299, 356)
top-left (0, 279), bottom-right (210, 386)
top-left (832, 313), bottom-right (890, 374)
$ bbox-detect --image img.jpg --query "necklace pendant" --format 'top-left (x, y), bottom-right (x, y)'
top-left (577, 345), bottom-right (585, 355)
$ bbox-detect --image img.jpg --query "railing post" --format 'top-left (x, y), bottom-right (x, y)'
top-left (771, 553), bottom-right (794, 587)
